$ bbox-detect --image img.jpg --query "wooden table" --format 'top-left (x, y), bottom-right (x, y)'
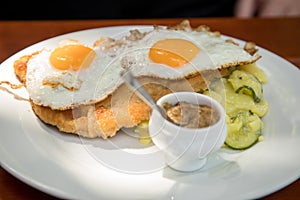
top-left (0, 17), bottom-right (300, 200)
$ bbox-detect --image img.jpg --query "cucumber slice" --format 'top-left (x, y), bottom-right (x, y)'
top-left (236, 86), bottom-right (261, 103)
top-left (239, 64), bottom-right (268, 84)
top-left (228, 70), bottom-right (263, 103)
top-left (225, 111), bottom-right (263, 150)
top-left (225, 127), bottom-right (260, 150)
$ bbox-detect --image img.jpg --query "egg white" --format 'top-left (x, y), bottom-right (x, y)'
top-left (26, 44), bottom-right (123, 110)
top-left (104, 28), bottom-right (259, 79)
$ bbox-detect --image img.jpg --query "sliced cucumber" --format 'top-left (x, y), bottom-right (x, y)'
top-left (236, 85), bottom-right (261, 103)
top-left (239, 64), bottom-right (268, 84)
top-left (225, 111), bottom-right (263, 150)
top-left (228, 70), bottom-right (263, 103)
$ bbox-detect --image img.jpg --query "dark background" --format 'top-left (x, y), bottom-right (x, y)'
top-left (1, 0), bottom-right (236, 20)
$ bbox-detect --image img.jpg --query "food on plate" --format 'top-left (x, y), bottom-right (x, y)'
top-left (204, 64), bottom-right (269, 149)
top-left (4, 20), bottom-right (268, 149)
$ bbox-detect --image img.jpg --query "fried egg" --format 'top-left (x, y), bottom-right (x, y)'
top-left (26, 39), bottom-right (110, 110)
top-left (25, 27), bottom-right (260, 110)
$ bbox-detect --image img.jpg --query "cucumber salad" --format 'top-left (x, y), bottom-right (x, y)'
top-left (204, 64), bottom-right (269, 150)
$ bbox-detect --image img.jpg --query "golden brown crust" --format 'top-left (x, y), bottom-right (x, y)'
top-left (31, 101), bottom-right (80, 133)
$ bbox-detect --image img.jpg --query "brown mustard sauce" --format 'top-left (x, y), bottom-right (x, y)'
top-left (162, 101), bottom-right (220, 128)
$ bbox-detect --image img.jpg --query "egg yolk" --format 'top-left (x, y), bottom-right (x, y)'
top-left (50, 44), bottom-right (96, 71)
top-left (149, 39), bottom-right (200, 67)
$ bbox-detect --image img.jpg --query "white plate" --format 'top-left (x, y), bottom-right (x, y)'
top-left (1, 26), bottom-right (300, 200)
